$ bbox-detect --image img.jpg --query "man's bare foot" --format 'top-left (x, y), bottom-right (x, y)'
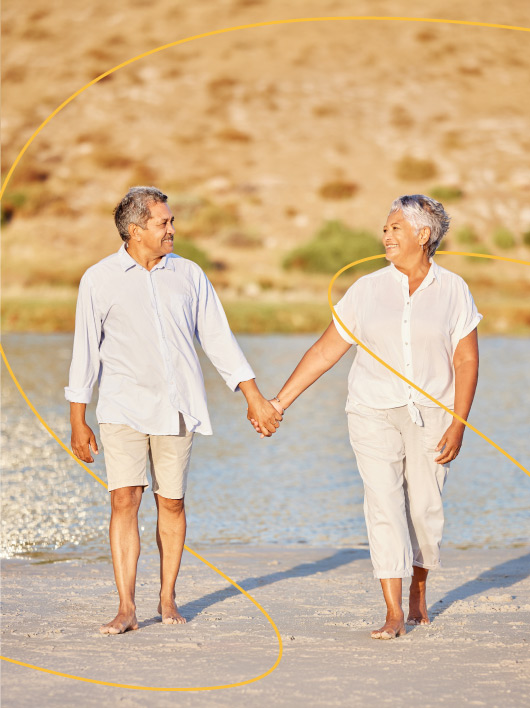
top-left (371, 617), bottom-right (406, 640)
top-left (158, 598), bottom-right (186, 625)
top-left (99, 608), bottom-right (138, 635)
top-left (407, 581), bottom-right (430, 626)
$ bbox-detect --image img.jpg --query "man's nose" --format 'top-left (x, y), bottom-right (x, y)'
top-left (168, 222), bottom-right (176, 235)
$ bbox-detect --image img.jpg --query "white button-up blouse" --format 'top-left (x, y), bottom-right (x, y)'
top-left (333, 260), bottom-right (482, 423)
top-left (65, 245), bottom-right (255, 435)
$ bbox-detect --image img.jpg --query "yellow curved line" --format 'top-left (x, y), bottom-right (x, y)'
top-left (1, 13), bottom-right (529, 690)
top-left (0, 545), bottom-right (282, 691)
top-left (327, 251), bottom-right (530, 478)
top-left (0, 341), bottom-right (283, 690)
top-left (1, 16), bottom-right (530, 200)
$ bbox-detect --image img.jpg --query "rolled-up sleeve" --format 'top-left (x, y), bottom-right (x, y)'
top-left (64, 274), bottom-right (102, 403)
top-left (333, 286), bottom-right (359, 345)
top-left (452, 280), bottom-right (483, 347)
top-left (194, 270), bottom-right (255, 391)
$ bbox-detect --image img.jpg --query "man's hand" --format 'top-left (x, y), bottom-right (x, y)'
top-left (434, 421), bottom-right (465, 464)
top-left (71, 421), bottom-right (99, 463)
top-left (247, 396), bottom-right (283, 437)
top-left (238, 379), bottom-right (282, 438)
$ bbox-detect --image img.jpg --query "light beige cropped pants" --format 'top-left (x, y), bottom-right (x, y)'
top-left (347, 403), bottom-right (452, 579)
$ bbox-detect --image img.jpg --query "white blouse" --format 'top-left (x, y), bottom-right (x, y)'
top-left (333, 260), bottom-right (482, 424)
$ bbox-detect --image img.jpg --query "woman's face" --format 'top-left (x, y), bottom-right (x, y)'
top-left (382, 210), bottom-right (426, 264)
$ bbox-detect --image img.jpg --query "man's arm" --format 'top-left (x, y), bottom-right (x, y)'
top-left (70, 402), bottom-right (99, 463)
top-left (435, 328), bottom-right (479, 464)
top-left (194, 269), bottom-right (282, 436)
top-left (65, 274), bottom-right (102, 462)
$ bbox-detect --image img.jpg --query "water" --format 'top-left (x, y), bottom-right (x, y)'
top-left (1, 334), bottom-right (529, 560)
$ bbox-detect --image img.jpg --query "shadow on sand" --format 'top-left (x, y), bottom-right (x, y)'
top-left (174, 547), bottom-right (370, 623)
top-left (429, 550), bottom-right (530, 620)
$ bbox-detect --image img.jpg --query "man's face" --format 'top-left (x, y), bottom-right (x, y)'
top-left (137, 201), bottom-right (175, 257)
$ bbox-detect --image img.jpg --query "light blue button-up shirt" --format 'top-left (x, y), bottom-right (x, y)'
top-left (65, 244), bottom-right (255, 435)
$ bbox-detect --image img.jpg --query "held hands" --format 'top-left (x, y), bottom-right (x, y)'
top-left (435, 421), bottom-right (465, 464)
top-left (247, 396), bottom-right (283, 438)
top-left (71, 421), bottom-right (99, 463)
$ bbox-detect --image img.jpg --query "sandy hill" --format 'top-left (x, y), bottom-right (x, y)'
top-left (2, 0), bottom-right (530, 333)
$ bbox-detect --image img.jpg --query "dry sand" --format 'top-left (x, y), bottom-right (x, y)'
top-left (1, 545), bottom-right (529, 707)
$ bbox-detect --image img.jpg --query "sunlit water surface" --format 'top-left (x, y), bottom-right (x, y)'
top-left (1, 334), bottom-right (529, 561)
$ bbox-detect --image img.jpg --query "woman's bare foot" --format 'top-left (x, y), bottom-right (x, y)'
top-left (158, 597), bottom-right (186, 625)
top-left (407, 567), bottom-right (430, 625)
top-left (371, 616), bottom-right (406, 640)
top-left (99, 607), bottom-right (138, 635)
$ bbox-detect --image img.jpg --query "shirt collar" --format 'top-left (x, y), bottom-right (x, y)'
top-left (118, 243), bottom-right (172, 272)
top-left (390, 258), bottom-right (440, 287)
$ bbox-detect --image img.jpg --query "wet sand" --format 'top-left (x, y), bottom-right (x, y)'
top-left (1, 545), bottom-right (529, 707)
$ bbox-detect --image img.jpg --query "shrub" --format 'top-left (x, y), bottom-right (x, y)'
top-left (464, 244), bottom-right (493, 263)
top-left (523, 230), bottom-right (530, 247)
top-left (429, 185), bottom-right (464, 202)
top-left (172, 239), bottom-right (212, 270)
top-left (395, 156), bottom-right (437, 181)
top-left (455, 225), bottom-right (479, 245)
top-left (493, 227), bottom-right (516, 250)
top-left (318, 180), bottom-right (358, 200)
top-left (283, 220), bottom-right (383, 274)
top-left (1, 191), bottom-right (27, 226)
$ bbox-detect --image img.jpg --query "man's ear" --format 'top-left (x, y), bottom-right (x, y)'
top-left (128, 222), bottom-right (140, 241)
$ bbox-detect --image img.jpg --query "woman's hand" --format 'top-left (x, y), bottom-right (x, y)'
top-left (434, 421), bottom-right (465, 464)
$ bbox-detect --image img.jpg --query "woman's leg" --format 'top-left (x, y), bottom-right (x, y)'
top-left (347, 407), bottom-right (413, 639)
top-left (371, 578), bottom-right (406, 639)
top-left (407, 566), bottom-right (430, 625)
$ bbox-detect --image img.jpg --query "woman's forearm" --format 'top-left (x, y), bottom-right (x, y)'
top-left (275, 322), bottom-right (351, 410)
top-left (452, 359), bottom-right (479, 426)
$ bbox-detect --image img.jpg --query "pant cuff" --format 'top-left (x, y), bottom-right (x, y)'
top-left (373, 567), bottom-right (414, 579)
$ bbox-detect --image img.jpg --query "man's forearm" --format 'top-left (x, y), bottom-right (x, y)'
top-left (70, 402), bottom-right (88, 427)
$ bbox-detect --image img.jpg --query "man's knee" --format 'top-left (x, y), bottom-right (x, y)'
top-left (110, 486), bottom-right (143, 513)
top-left (157, 495), bottom-right (185, 515)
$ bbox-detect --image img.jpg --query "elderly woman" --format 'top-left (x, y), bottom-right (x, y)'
top-left (265, 195), bottom-right (481, 639)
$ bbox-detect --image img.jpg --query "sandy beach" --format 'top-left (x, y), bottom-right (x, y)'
top-left (1, 544), bottom-right (529, 707)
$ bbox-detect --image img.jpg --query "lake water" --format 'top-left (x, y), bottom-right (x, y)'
top-left (1, 334), bottom-right (529, 561)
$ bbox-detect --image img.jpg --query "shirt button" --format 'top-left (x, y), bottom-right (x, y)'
top-left (404, 320), bottom-right (408, 323)
top-left (405, 342), bottom-right (409, 345)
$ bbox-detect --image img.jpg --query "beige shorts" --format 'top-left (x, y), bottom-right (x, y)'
top-left (99, 415), bottom-right (194, 499)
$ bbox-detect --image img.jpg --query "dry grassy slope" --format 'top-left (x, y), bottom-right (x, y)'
top-left (2, 0), bottom-right (530, 332)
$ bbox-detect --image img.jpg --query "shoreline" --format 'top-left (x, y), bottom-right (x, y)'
top-left (2, 544), bottom-right (529, 706)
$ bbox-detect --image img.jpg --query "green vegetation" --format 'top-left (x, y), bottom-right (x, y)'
top-left (523, 230), bottom-right (530, 248)
top-left (455, 225), bottom-right (479, 245)
top-left (395, 156), bottom-right (437, 181)
top-left (429, 185), bottom-right (464, 202)
top-left (283, 220), bottom-right (383, 274)
top-left (223, 301), bottom-right (331, 334)
top-left (492, 227), bottom-right (516, 250)
top-left (464, 244), bottom-right (493, 263)
top-left (172, 239), bottom-right (212, 270)
top-left (1, 191), bottom-right (28, 225)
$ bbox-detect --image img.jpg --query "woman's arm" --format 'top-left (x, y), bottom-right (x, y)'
top-left (435, 327), bottom-right (479, 464)
top-left (274, 321), bottom-right (352, 411)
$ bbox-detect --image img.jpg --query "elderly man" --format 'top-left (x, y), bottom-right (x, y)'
top-left (66, 186), bottom-right (281, 634)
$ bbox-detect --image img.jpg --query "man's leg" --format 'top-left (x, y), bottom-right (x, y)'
top-left (155, 494), bottom-right (187, 624)
top-left (100, 485), bottom-right (143, 634)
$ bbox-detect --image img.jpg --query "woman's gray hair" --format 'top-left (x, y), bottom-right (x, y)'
top-left (114, 186), bottom-right (168, 242)
top-left (389, 194), bottom-right (450, 257)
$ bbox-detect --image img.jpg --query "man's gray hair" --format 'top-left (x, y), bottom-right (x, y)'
top-left (114, 186), bottom-right (168, 242)
top-left (389, 194), bottom-right (450, 258)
